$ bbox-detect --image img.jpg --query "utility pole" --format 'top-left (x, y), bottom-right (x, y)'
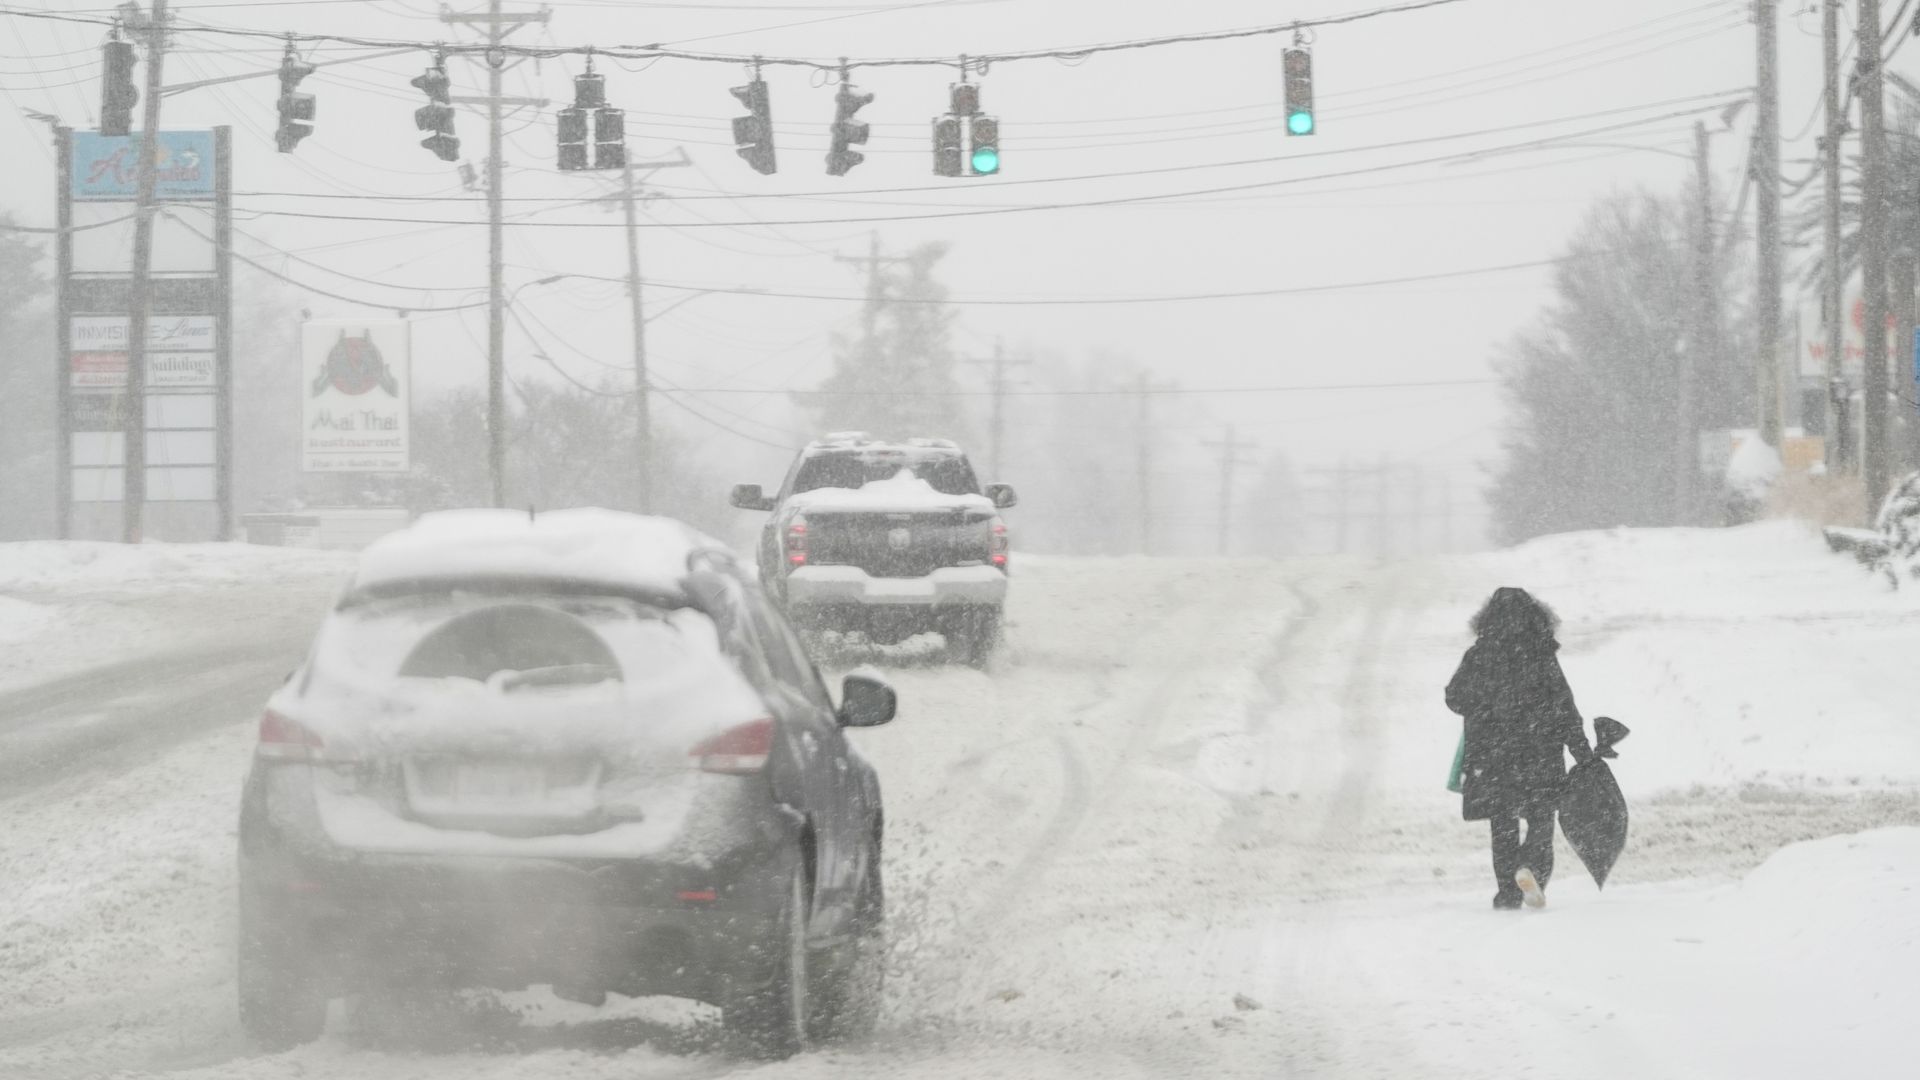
top-left (615, 150), bottom-right (690, 513)
top-left (966, 337), bottom-right (1031, 479)
top-left (622, 156), bottom-right (648, 512)
top-left (443, 1), bottom-right (548, 509)
top-left (1201, 425), bottom-right (1256, 557)
top-left (1755, 0), bottom-right (1784, 447)
top-left (486, 6), bottom-right (503, 509)
top-left (1824, 0), bottom-right (1850, 470)
top-left (834, 232), bottom-right (908, 366)
top-left (1680, 120), bottom-right (1717, 526)
top-left (1129, 372), bottom-right (1173, 555)
top-left (1333, 458), bottom-right (1352, 553)
top-left (122, 0), bottom-right (168, 543)
top-left (1374, 455), bottom-right (1392, 557)
top-left (1860, 0), bottom-right (1892, 513)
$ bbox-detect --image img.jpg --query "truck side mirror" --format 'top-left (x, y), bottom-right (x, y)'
top-left (730, 484), bottom-right (776, 511)
top-left (984, 483), bottom-right (1017, 509)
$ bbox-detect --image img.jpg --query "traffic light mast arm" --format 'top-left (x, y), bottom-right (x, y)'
top-left (160, 46), bottom-right (413, 96)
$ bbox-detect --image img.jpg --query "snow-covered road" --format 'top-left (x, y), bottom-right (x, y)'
top-left (2, 529), bottom-right (1917, 1079)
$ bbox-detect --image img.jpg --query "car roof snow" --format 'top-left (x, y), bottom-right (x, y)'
top-left (345, 507), bottom-right (737, 603)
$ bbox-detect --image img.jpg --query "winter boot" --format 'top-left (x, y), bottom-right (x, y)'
top-left (1515, 867), bottom-right (1546, 909)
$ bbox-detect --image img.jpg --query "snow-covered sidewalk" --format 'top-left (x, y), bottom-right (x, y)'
top-left (0, 541), bottom-right (353, 691)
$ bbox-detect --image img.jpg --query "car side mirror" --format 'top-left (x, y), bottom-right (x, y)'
top-left (984, 483), bottom-right (1018, 509)
top-left (837, 672), bottom-right (897, 728)
top-left (730, 483), bottom-right (777, 511)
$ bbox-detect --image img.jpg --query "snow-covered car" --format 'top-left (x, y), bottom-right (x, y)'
top-left (730, 434), bottom-right (1017, 665)
top-left (235, 508), bottom-right (895, 1058)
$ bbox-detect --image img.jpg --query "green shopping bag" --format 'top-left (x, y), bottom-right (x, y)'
top-left (1446, 729), bottom-right (1466, 793)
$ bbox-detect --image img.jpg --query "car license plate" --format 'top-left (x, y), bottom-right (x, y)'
top-left (452, 762), bottom-right (547, 803)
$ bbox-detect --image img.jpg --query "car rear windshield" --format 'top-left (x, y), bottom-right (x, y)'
top-left (790, 450), bottom-right (980, 495)
top-left (308, 590), bottom-right (722, 692)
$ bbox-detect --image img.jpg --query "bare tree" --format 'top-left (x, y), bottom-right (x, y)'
top-left (1489, 190), bottom-right (1753, 543)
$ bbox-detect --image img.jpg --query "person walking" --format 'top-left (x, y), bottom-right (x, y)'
top-left (1445, 587), bottom-right (1594, 910)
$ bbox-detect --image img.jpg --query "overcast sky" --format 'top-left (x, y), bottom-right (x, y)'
top-left (0, 0), bottom-right (1867, 547)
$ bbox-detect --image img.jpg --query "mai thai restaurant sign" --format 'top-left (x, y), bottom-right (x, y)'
top-left (301, 320), bottom-right (411, 473)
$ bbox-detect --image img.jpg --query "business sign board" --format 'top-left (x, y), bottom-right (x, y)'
top-left (70, 131), bottom-right (215, 201)
top-left (301, 320), bottom-right (411, 472)
top-left (70, 202), bottom-right (216, 275)
top-left (70, 391), bottom-right (128, 431)
top-left (1798, 291), bottom-right (1900, 378)
top-left (148, 351), bottom-right (216, 388)
top-left (68, 315), bottom-right (216, 390)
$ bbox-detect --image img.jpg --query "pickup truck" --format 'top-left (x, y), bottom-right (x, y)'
top-left (731, 434), bottom-right (1016, 666)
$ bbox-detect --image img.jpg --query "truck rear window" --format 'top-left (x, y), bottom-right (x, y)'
top-left (791, 452), bottom-right (980, 496)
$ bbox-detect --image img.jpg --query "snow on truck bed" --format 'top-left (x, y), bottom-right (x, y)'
top-left (783, 469), bottom-right (994, 513)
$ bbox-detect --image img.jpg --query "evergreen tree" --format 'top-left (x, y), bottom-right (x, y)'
top-left (0, 221), bottom-right (54, 538)
top-left (803, 241), bottom-right (969, 441)
top-left (1489, 190), bottom-right (1752, 543)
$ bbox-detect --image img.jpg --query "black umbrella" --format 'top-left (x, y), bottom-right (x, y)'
top-left (1559, 716), bottom-right (1630, 889)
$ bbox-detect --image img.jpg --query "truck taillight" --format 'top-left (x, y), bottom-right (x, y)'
top-left (786, 517), bottom-right (808, 566)
top-left (990, 518), bottom-right (1009, 569)
top-left (691, 717), bottom-right (775, 774)
top-left (256, 708), bottom-right (326, 761)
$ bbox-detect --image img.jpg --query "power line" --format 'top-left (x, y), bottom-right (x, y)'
top-left (511, 305), bottom-right (804, 450)
top-left (225, 88), bottom-right (1746, 210)
top-left (0, 0), bottom-right (1472, 73)
top-left (655, 377), bottom-right (1499, 397)
top-left (227, 101), bottom-right (1740, 229)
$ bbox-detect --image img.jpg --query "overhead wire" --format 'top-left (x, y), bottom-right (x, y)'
top-left (0, 0), bottom-right (1474, 73)
top-left (223, 100), bottom-right (1750, 230)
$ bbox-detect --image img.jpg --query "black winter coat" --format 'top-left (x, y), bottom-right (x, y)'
top-left (1444, 638), bottom-right (1593, 821)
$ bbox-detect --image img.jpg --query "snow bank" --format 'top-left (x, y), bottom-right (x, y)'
top-left (349, 507), bottom-right (731, 598)
top-left (0, 540), bottom-right (354, 691)
top-left (1451, 521), bottom-right (1920, 794)
top-left (1204, 827), bottom-right (1920, 1080)
top-left (0, 595), bottom-right (53, 645)
top-left (1723, 431), bottom-right (1782, 500)
top-left (0, 540), bottom-right (354, 593)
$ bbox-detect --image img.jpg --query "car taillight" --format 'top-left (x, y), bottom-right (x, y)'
top-left (785, 517), bottom-right (808, 567)
top-left (990, 517), bottom-right (1010, 569)
top-left (256, 708), bottom-right (327, 761)
top-left (691, 717), bottom-right (775, 774)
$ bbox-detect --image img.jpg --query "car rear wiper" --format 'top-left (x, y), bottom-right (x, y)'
top-left (492, 664), bottom-right (623, 691)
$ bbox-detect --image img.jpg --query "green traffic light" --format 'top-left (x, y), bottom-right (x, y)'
top-left (971, 146), bottom-right (1000, 174)
top-left (1287, 111), bottom-right (1315, 135)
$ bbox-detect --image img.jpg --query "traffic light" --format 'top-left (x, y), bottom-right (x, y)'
top-left (411, 60), bottom-right (459, 162)
top-left (1283, 48), bottom-right (1314, 136)
top-left (275, 51), bottom-right (316, 153)
top-left (932, 115), bottom-right (962, 177)
top-left (100, 35), bottom-right (137, 137)
top-left (558, 69), bottom-right (625, 171)
top-left (594, 105), bottom-right (626, 170)
top-left (557, 105), bottom-right (588, 170)
top-left (827, 82), bottom-right (872, 177)
top-left (969, 115), bottom-right (1000, 175)
top-left (730, 78), bottom-right (775, 175)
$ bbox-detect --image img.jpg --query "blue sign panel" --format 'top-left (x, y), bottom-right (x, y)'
top-left (70, 131), bottom-right (215, 201)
